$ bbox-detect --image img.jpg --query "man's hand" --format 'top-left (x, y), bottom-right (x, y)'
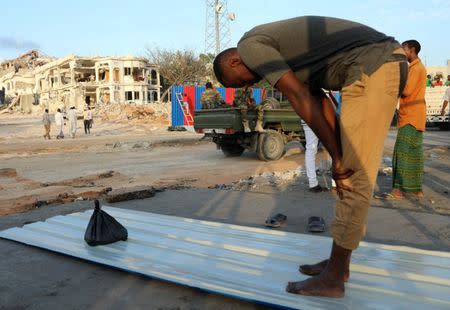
top-left (441, 109), bottom-right (446, 116)
top-left (275, 71), bottom-right (342, 163)
top-left (332, 166), bottom-right (354, 200)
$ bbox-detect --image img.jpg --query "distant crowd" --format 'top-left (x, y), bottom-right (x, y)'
top-left (426, 74), bottom-right (450, 87)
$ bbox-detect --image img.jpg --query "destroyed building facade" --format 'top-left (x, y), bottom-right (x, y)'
top-left (0, 51), bottom-right (160, 109)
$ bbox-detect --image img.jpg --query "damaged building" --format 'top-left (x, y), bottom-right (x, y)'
top-left (0, 51), bottom-right (160, 110)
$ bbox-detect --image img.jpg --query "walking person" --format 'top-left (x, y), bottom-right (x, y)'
top-left (42, 109), bottom-right (51, 139)
top-left (67, 106), bottom-right (78, 139)
top-left (83, 107), bottom-right (93, 134)
top-left (213, 16), bottom-right (408, 297)
top-left (55, 108), bottom-right (64, 139)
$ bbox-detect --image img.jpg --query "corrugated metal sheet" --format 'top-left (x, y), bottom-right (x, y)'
top-left (3, 207), bottom-right (447, 309)
top-left (171, 85), bottom-right (184, 126)
top-left (195, 86), bottom-right (206, 111)
top-left (253, 88), bottom-right (262, 105)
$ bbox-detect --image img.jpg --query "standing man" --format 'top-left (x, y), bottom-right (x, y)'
top-left (200, 81), bottom-right (223, 109)
top-left (387, 40), bottom-right (426, 199)
top-left (213, 16), bottom-right (407, 298)
top-left (301, 121), bottom-right (324, 192)
top-left (42, 109), bottom-right (51, 139)
top-left (440, 85), bottom-right (450, 117)
top-left (55, 108), bottom-right (64, 139)
top-left (233, 87), bottom-right (265, 133)
top-left (83, 107), bottom-right (93, 134)
top-left (426, 75), bottom-right (433, 87)
top-left (67, 106), bottom-right (78, 139)
top-left (302, 93), bottom-right (338, 193)
top-left (444, 75), bottom-right (450, 87)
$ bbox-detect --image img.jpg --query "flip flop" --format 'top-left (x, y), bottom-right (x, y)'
top-left (265, 213), bottom-right (287, 228)
top-left (307, 216), bottom-right (325, 233)
top-left (374, 192), bottom-right (404, 200)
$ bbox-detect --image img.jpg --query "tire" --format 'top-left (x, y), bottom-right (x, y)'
top-left (220, 144), bottom-right (245, 157)
top-left (256, 134), bottom-right (268, 161)
top-left (257, 131), bottom-right (285, 161)
top-left (438, 123), bottom-right (450, 131)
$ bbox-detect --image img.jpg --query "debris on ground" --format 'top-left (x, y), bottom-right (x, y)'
top-left (209, 167), bottom-right (305, 191)
top-left (424, 146), bottom-right (449, 159)
top-left (105, 186), bottom-right (156, 203)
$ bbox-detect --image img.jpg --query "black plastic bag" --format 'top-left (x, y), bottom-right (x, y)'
top-left (84, 200), bottom-right (128, 246)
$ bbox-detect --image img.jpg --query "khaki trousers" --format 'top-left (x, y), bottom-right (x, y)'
top-left (44, 124), bottom-right (51, 139)
top-left (331, 52), bottom-right (406, 250)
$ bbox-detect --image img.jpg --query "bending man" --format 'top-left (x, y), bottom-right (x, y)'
top-left (213, 16), bottom-right (407, 298)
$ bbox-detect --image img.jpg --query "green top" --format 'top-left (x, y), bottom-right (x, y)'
top-left (237, 16), bottom-right (400, 90)
top-left (426, 79), bottom-right (432, 87)
top-left (200, 89), bottom-right (222, 105)
top-left (445, 80), bottom-right (450, 86)
top-left (233, 88), bottom-right (255, 107)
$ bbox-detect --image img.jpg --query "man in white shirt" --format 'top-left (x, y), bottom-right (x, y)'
top-left (67, 106), bottom-right (78, 138)
top-left (440, 87), bottom-right (450, 117)
top-left (83, 107), bottom-right (93, 134)
top-left (54, 108), bottom-right (64, 139)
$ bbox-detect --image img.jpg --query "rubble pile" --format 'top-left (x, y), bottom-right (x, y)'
top-left (211, 167), bottom-right (304, 191)
top-left (96, 104), bottom-right (170, 125)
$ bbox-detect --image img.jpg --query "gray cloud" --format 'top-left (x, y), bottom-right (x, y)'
top-left (0, 37), bottom-right (40, 50)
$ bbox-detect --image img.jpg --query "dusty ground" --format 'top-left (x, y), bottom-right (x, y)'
top-left (0, 113), bottom-right (307, 216)
top-left (0, 113), bottom-right (449, 309)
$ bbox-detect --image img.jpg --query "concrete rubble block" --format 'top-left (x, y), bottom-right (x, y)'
top-left (105, 186), bottom-right (156, 203)
top-left (0, 168), bottom-right (18, 178)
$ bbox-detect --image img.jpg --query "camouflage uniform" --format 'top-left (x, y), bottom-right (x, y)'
top-left (234, 88), bottom-right (268, 132)
top-left (200, 89), bottom-right (222, 109)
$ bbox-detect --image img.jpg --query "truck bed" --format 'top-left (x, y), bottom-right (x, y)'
top-left (194, 107), bottom-right (302, 133)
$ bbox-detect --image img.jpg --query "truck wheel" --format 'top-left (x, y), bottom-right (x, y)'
top-left (438, 123), bottom-right (450, 130)
top-left (257, 131), bottom-right (285, 161)
top-left (221, 144), bottom-right (245, 157)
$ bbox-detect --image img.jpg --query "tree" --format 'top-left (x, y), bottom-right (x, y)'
top-left (146, 47), bottom-right (212, 102)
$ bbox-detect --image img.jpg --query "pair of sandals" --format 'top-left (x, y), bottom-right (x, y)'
top-left (264, 213), bottom-right (325, 233)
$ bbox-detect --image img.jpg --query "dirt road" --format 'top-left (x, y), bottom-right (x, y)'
top-left (0, 115), bottom-right (449, 309)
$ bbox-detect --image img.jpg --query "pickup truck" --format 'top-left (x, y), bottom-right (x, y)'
top-left (194, 100), bottom-right (305, 161)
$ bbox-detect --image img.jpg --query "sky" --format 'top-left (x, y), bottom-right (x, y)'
top-left (1, 0), bottom-right (449, 66)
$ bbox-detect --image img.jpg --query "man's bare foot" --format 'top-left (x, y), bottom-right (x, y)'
top-left (299, 259), bottom-right (349, 282)
top-left (286, 273), bottom-right (345, 298)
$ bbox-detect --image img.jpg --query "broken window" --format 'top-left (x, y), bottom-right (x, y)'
top-left (151, 70), bottom-right (157, 81)
top-left (124, 67), bottom-right (131, 76)
top-left (153, 92), bottom-right (158, 102)
top-left (113, 68), bottom-right (119, 82)
top-left (125, 91), bottom-right (132, 101)
top-left (134, 91), bottom-right (140, 100)
top-left (132, 68), bottom-right (145, 82)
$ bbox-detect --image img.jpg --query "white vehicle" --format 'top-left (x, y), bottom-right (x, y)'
top-left (425, 87), bottom-right (449, 130)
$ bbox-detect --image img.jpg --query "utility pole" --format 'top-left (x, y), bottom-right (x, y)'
top-left (205, 0), bottom-right (235, 59)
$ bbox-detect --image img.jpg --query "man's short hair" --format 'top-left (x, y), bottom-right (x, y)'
top-left (205, 81), bottom-right (213, 89)
top-left (402, 40), bottom-right (421, 54)
top-left (45, 109), bottom-right (48, 113)
top-left (213, 48), bottom-right (235, 86)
